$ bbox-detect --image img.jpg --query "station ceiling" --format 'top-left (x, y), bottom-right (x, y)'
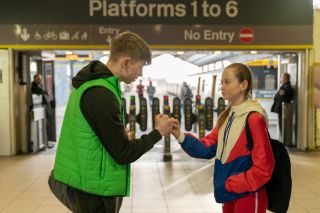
top-left (52, 50), bottom-right (276, 67)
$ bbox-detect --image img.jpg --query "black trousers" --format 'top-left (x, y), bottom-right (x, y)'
top-left (278, 112), bottom-right (282, 136)
top-left (72, 188), bottom-right (123, 213)
top-left (48, 172), bottom-right (123, 213)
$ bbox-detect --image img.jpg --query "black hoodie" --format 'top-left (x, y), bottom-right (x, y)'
top-left (73, 60), bottom-right (162, 164)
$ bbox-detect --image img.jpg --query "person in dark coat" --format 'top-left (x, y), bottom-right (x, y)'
top-left (32, 74), bottom-right (46, 96)
top-left (31, 73), bottom-right (54, 148)
top-left (271, 73), bottom-right (294, 134)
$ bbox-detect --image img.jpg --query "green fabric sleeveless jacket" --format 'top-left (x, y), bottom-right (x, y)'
top-left (53, 77), bottom-right (130, 196)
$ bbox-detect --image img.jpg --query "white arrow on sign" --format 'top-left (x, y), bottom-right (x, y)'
top-left (20, 28), bottom-right (30, 41)
top-left (106, 35), bottom-right (112, 44)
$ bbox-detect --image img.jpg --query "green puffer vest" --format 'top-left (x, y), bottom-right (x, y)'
top-left (53, 77), bottom-right (130, 196)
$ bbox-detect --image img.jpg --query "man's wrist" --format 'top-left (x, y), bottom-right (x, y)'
top-left (155, 127), bottom-right (162, 136)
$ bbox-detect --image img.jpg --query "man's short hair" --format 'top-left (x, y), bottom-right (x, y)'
top-left (33, 73), bottom-right (41, 80)
top-left (283, 73), bottom-right (290, 81)
top-left (109, 32), bottom-right (151, 65)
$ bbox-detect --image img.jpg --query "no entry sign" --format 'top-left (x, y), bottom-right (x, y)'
top-left (239, 28), bottom-right (254, 43)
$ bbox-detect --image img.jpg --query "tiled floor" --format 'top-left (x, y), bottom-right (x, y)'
top-left (0, 140), bottom-right (320, 213)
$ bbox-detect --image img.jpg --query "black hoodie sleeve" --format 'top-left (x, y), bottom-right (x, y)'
top-left (80, 86), bottom-right (162, 164)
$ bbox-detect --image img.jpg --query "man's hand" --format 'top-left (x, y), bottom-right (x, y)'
top-left (279, 89), bottom-right (285, 96)
top-left (155, 114), bottom-right (173, 136)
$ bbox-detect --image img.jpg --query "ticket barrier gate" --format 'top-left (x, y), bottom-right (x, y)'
top-left (192, 95), bottom-right (202, 133)
top-left (184, 96), bottom-right (214, 139)
top-left (171, 97), bottom-right (181, 123)
top-left (205, 97), bottom-right (214, 132)
top-left (151, 97), bottom-right (181, 127)
top-left (184, 98), bottom-right (195, 132)
top-left (151, 97), bottom-right (160, 129)
top-left (122, 96), bottom-right (148, 139)
top-left (30, 94), bottom-right (47, 152)
top-left (163, 96), bottom-right (172, 161)
top-left (151, 96), bottom-right (181, 162)
top-left (217, 97), bottom-right (226, 116)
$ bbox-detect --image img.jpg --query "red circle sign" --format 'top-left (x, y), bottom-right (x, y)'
top-left (239, 28), bottom-right (254, 43)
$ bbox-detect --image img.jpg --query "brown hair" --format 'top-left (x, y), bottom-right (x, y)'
top-left (33, 73), bottom-right (41, 80)
top-left (216, 63), bottom-right (253, 127)
top-left (109, 31), bottom-right (152, 65)
top-left (283, 73), bottom-right (290, 81)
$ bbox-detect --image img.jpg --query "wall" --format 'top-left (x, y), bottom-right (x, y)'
top-left (0, 50), bottom-right (12, 155)
top-left (315, 10), bottom-right (320, 62)
top-left (314, 9), bottom-right (320, 147)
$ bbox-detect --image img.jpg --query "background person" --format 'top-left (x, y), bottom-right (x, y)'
top-left (32, 74), bottom-right (46, 96)
top-left (179, 81), bottom-right (193, 111)
top-left (271, 73), bottom-right (294, 134)
top-left (136, 80), bottom-right (144, 98)
top-left (146, 80), bottom-right (156, 106)
top-left (31, 73), bottom-right (54, 148)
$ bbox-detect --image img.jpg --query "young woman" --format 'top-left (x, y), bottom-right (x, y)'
top-left (171, 63), bottom-right (275, 213)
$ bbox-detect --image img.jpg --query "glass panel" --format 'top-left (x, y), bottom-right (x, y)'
top-left (54, 61), bottom-right (69, 107)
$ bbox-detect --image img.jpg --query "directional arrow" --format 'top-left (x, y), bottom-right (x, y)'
top-left (106, 35), bottom-right (112, 44)
top-left (20, 28), bottom-right (30, 41)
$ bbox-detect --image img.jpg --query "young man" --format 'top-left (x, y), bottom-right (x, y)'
top-left (49, 32), bottom-right (174, 213)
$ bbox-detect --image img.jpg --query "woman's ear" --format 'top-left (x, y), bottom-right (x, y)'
top-left (241, 80), bottom-right (249, 92)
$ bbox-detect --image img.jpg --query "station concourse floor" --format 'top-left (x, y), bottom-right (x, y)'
top-left (0, 140), bottom-right (320, 213)
top-left (1, 91), bottom-right (319, 213)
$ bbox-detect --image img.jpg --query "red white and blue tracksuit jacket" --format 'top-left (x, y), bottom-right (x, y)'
top-left (180, 112), bottom-right (275, 203)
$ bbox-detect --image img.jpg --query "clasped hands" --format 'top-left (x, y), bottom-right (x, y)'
top-left (125, 114), bottom-right (182, 140)
top-left (155, 114), bottom-right (181, 139)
